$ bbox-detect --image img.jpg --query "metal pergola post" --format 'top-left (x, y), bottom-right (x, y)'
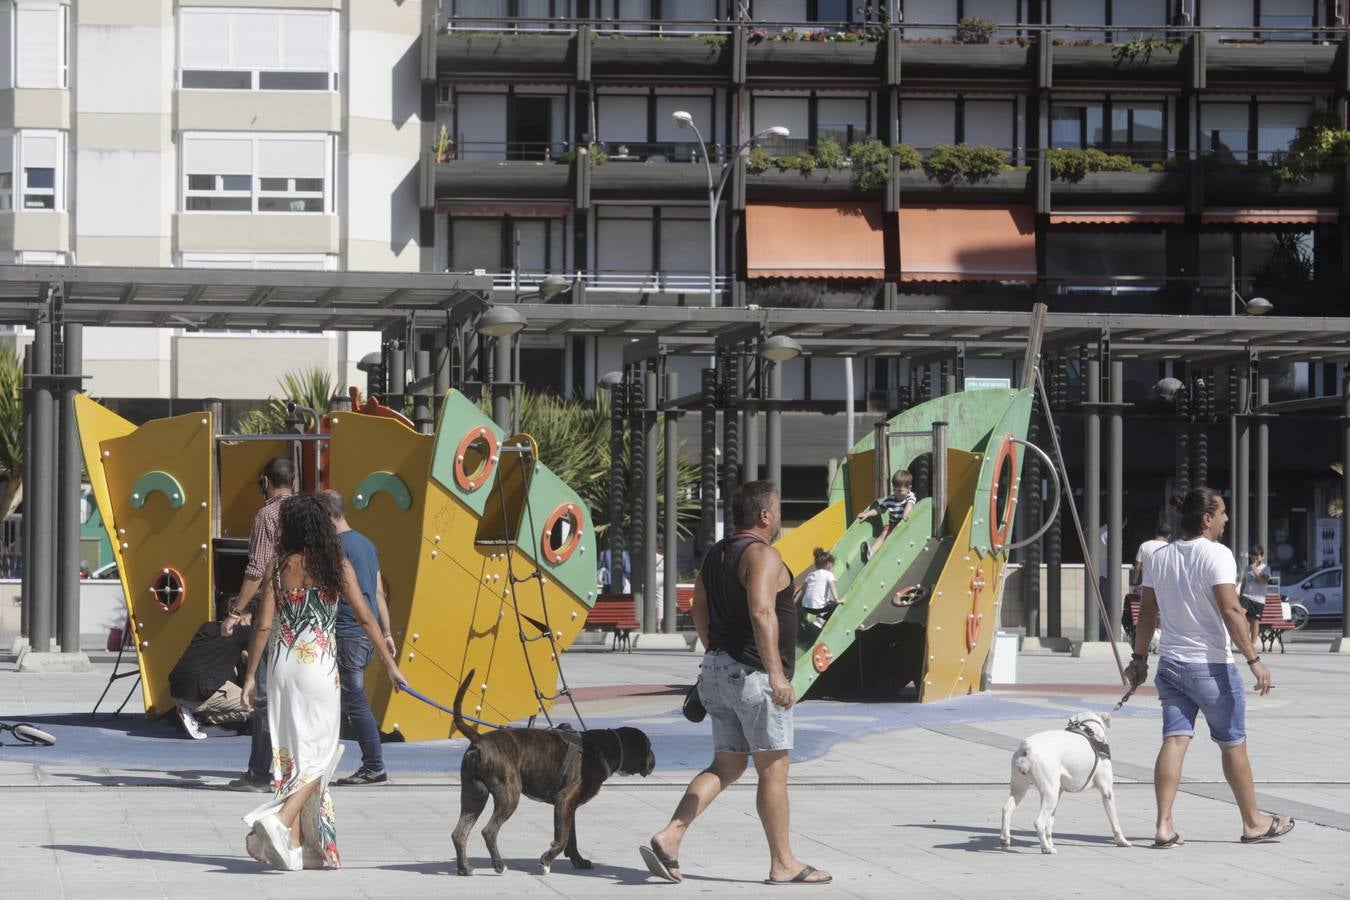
top-left (743, 355), bottom-right (759, 484)
top-left (413, 342), bottom-right (433, 434)
top-left (28, 320), bottom-right (54, 654)
top-left (57, 323), bottom-right (83, 654)
top-left (642, 367), bottom-right (658, 634)
top-left (1022, 387), bottom-right (1042, 638)
top-left (1255, 375), bottom-right (1270, 556)
top-left (491, 335), bottom-right (512, 432)
top-left (1107, 358), bottom-right (1124, 642)
top-left (18, 350), bottom-right (31, 649)
top-left (1083, 352), bottom-right (1101, 643)
top-left (765, 359), bottom-right (782, 490)
top-left (629, 367), bottom-right (646, 610)
top-left (1045, 354), bottom-right (1063, 638)
top-left (607, 377), bottom-right (626, 593)
top-left (663, 371), bottom-right (679, 635)
top-left (1236, 369), bottom-right (1250, 569)
top-left (1342, 375), bottom-right (1350, 642)
top-left (699, 367), bottom-right (718, 558)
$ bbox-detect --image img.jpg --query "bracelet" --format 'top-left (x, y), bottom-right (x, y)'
top-left (1130, 652), bottom-right (1147, 662)
top-left (1246, 656), bottom-right (1261, 666)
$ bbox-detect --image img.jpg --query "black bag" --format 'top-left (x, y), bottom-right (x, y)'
top-left (682, 679), bottom-right (706, 723)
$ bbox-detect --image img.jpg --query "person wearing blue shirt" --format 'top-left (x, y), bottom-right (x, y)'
top-left (320, 490), bottom-right (395, 786)
top-left (598, 543), bottom-right (632, 594)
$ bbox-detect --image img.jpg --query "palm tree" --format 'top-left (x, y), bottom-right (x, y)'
top-left (0, 345), bottom-right (21, 522)
top-left (234, 367), bottom-right (337, 434)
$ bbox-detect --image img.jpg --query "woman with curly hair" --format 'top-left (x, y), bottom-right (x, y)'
top-left (240, 493), bottom-right (407, 871)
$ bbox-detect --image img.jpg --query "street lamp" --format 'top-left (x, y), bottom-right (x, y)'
top-left (1230, 257), bottom-right (1272, 316)
top-left (477, 305), bottom-right (527, 431)
top-left (759, 333), bottom-right (803, 362)
top-left (477, 305), bottom-right (526, 338)
top-left (672, 111), bottom-right (789, 310)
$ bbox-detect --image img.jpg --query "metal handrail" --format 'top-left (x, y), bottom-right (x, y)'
top-left (997, 437), bottom-right (1062, 553)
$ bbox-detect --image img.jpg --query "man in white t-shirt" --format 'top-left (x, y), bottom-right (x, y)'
top-left (1131, 519), bottom-right (1172, 587)
top-left (1128, 488), bottom-right (1293, 848)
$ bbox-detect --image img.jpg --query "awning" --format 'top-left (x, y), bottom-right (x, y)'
top-left (899, 204), bottom-right (1036, 282)
top-left (439, 202), bottom-right (571, 218)
top-left (745, 202), bottom-right (885, 279)
top-left (1050, 206), bottom-right (1186, 225)
top-left (1201, 208), bottom-right (1338, 225)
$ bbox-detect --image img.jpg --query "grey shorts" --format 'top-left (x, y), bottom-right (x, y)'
top-left (698, 650), bottom-right (793, 753)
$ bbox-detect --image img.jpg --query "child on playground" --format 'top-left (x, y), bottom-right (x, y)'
top-left (797, 548), bottom-right (842, 624)
top-left (856, 470), bottom-right (917, 563)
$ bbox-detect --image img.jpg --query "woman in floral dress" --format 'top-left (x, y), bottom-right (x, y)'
top-left (240, 494), bottom-right (406, 871)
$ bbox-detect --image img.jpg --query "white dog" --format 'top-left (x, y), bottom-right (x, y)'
top-left (999, 712), bottom-right (1131, 854)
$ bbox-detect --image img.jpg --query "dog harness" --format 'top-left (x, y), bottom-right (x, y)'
top-left (543, 727), bottom-right (624, 798)
top-left (1064, 720), bottom-right (1112, 791)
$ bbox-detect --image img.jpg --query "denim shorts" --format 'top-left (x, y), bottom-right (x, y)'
top-left (1155, 656), bottom-right (1247, 746)
top-left (698, 650), bottom-right (793, 753)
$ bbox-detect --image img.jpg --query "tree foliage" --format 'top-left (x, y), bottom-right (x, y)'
top-left (0, 345), bottom-right (22, 522)
top-left (234, 367), bottom-right (337, 434)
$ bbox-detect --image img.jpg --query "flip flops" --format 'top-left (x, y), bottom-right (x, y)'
top-left (639, 839), bottom-right (682, 883)
top-left (1151, 833), bottom-right (1184, 849)
top-left (768, 864), bottom-right (833, 885)
top-left (1241, 815), bottom-right (1295, 844)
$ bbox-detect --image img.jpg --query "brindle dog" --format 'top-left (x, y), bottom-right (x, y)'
top-left (451, 670), bottom-right (656, 875)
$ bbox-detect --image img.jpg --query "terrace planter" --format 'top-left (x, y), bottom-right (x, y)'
top-left (899, 42), bottom-right (1032, 80)
top-left (434, 160), bottom-right (571, 201)
top-left (1206, 43), bottom-right (1340, 82)
top-left (1203, 169), bottom-right (1340, 206)
top-left (1051, 43), bottom-right (1184, 82)
top-left (744, 166), bottom-right (862, 200)
top-left (894, 167), bottom-right (1033, 199)
top-left (436, 32), bottom-right (574, 77)
top-left (590, 161), bottom-right (711, 200)
top-left (745, 40), bottom-right (882, 78)
top-left (1050, 170), bottom-right (1188, 203)
top-left (591, 36), bottom-right (730, 77)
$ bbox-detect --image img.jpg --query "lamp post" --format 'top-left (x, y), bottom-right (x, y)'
top-left (759, 334), bottom-right (802, 490)
top-left (672, 111), bottom-right (788, 310)
top-left (1230, 256), bottom-right (1273, 316)
top-left (598, 371), bottom-right (626, 593)
top-left (478, 305), bottom-right (527, 431)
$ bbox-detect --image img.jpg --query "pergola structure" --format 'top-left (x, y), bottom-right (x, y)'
top-left (6, 265), bottom-right (1350, 662)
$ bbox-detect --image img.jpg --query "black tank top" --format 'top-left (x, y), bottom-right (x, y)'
top-left (703, 534), bottom-right (797, 679)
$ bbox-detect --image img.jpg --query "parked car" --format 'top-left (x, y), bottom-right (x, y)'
top-left (91, 561), bottom-right (119, 580)
top-left (1281, 566), bottom-right (1344, 629)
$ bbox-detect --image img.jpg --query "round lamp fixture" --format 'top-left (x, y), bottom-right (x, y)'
top-left (1155, 377), bottom-right (1184, 400)
top-left (598, 371), bottom-right (624, 390)
top-left (760, 334), bottom-right (803, 362)
top-left (539, 274), bottom-right (569, 299)
top-left (356, 351), bottom-right (382, 373)
top-left (672, 110), bottom-right (695, 127)
top-left (478, 305), bottom-right (526, 338)
top-left (759, 126), bottom-right (790, 139)
top-left (1243, 296), bottom-right (1274, 316)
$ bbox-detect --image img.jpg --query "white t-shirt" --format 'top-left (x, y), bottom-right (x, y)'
top-left (1133, 538), bottom-right (1169, 586)
top-left (800, 568), bottom-right (837, 610)
top-left (1142, 538), bottom-right (1239, 664)
top-left (1240, 562), bottom-right (1270, 602)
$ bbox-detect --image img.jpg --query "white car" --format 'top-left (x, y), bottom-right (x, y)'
top-left (1282, 566), bottom-right (1344, 629)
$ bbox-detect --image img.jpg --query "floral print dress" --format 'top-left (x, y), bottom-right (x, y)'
top-left (243, 558), bottom-right (344, 868)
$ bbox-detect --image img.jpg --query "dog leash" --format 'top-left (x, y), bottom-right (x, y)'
top-left (1110, 682), bottom-right (1139, 713)
top-left (401, 683), bottom-right (510, 731)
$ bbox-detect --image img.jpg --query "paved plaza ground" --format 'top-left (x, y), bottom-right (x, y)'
top-left (1, 629), bottom-right (1346, 899)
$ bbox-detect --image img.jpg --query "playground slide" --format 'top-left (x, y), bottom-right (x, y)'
top-left (786, 388), bottom-right (1032, 702)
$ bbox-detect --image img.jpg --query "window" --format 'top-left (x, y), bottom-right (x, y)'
top-left (0, 5), bottom-right (10, 90)
top-left (0, 133), bottom-right (11, 212)
top-left (1052, 98), bottom-right (1165, 158)
top-left (449, 216), bottom-right (565, 273)
top-left (594, 206), bottom-right (710, 288)
top-left (452, 1), bottom-right (573, 31)
top-left (181, 252), bottom-right (336, 270)
top-left (18, 131), bottom-right (62, 211)
top-left (899, 97), bottom-right (1017, 153)
top-left (179, 8), bottom-right (337, 91)
top-left (1200, 103), bottom-right (1249, 162)
top-left (752, 94), bottom-right (868, 156)
top-left (2, 3), bottom-right (67, 88)
top-left (596, 91), bottom-right (714, 161)
top-left (1304, 569), bottom-right (1340, 590)
top-left (1050, 102), bottom-right (1104, 149)
top-left (182, 134), bottom-right (333, 214)
top-left (1257, 104), bottom-right (1310, 163)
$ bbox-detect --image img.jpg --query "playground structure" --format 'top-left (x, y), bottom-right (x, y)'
top-left (775, 387), bottom-right (1035, 702)
top-left (74, 389), bottom-right (598, 741)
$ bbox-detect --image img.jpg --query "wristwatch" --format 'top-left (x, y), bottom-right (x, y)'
top-left (1130, 652), bottom-right (1146, 662)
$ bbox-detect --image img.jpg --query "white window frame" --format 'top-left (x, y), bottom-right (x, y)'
top-left (7, 3), bottom-right (67, 89)
top-left (181, 132), bottom-right (335, 215)
top-left (178, 7), bottom-right (339, 92)
top-left (14, 129), bottom-right (64, 212)
top-left (0, 128), bottom-right (12, 212)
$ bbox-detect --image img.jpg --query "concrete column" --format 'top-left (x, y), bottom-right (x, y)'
top-left (743, 361), bottom-right (759, 484)
top-left (765, 360), bottom-right (782, 489)
top-left (1236, 370), bottom-right (1250, 569)
top-left (58, 324), bottom-right (83, 654)
top-left (663, 372), bottom-right (679, 634)
top-left (1045, 358), bottom-right (1063, 638)
top-left (1083, 354), bottom-right (1101, 642)
top-left (642, 368), bottom-right (658, 634)
top-left (1107, 358), bottom-right (1124, 641)
top-left (413, 344), bottom-right (433, 434)
top-left (699, 368), bottom-right (718, 559)
top-left (1342, 379), bottom-right (1350, 643)
top-left (1022, 390), bottom-right (1042, 638)
top-left (607, 379), bottom-right (626, 592)
top-left (1255, 375), bottom-right (1269, 556)
top-left (18, 351), bottom-right (31, 649)
top-left (629, 369), bottom-right (646, 606)
top-left (28, 322), bottom-right (54, 654)
top-left (388, 342), bottom-right (406, 415)
top-left (491, 336), bottom-right (512, 432)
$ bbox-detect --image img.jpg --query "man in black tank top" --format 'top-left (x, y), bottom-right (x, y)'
top-left (640, 482), bottom-right (832, 887)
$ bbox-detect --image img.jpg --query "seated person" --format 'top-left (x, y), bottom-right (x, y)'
top-left (798, 548), bottom-right (842, 624)
top-left (168, 616), bottom-right (252, 740)
top-left (856, 469), bottom-right (917, 563)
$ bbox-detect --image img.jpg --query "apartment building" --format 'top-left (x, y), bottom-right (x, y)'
top-left (0, 0), bottom-right (429, 406)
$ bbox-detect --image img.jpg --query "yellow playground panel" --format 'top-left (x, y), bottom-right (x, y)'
top-left (75, 389), bottom-right (597, 737)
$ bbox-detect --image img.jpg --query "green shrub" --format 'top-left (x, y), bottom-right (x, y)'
top-left (891, 143), bottom-right (922, 170)
top-left (923, 144), bottom-right (1009, 184)
top-left (848, 138), bottom-right (892, 191)
top-left (774, 152), bottom-right (817, 174)
top-left (815, 137), bottom-right (847, 170)
top-left (746, 146), bottom-right (773, 173)
top-left (955, 15), bottom-right (997, 44)
top-left (1272, 112), bottom-right (1350, 183)
top-left (1046, 147), bottom-right (1143, 182)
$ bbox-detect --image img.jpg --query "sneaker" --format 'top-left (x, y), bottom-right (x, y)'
top-left (333, 768), bottom-right (388, 786)
top-left (228, 771), bottom-right (273, 792)
top-left (176, 704), bottom-right (207, 741)
top-left (252, 814), bottom-right (302, 871)
top-left (860, 542), bottom-right (871, 564)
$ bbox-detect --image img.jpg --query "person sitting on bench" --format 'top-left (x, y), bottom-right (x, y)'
top-left (168, 617), bottom-right (252, 740)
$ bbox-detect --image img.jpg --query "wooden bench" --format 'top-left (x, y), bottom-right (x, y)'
top-left (1123, 590), bottom-right (1160, 651)
top-left (584, 596), bottom-right (640, 652)
top-left (1258, 592), bottom-right (1295, 654)
top-left (676, 586), bottom-right (694, 629)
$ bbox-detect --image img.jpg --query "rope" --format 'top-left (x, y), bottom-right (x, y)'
top-left (401, 683), bottom-right (508, 730)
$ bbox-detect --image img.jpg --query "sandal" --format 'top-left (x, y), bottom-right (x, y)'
top-left (768, 864), bottom-right (833, 885)
top-left (1151, 833), bottom-right (1184, 849)
top-left (1241, 815), bottom-right (1294, 844)
top-left (639, 838), bottom-right (682, 883)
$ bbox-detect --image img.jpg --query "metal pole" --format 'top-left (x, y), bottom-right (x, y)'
top-left (1046, 355), bottom-right (1063, 638)
top-left (765, 360), bottom-right (782, 489)
top-left (608, 379), bottom-right (626, 593)
top-left (57, 323), bottom-right (82, 654)
top-left (743, 356), bottom-right (759, 483)
top-left (491, 336), bottom-right (512, 432)
top-left (844, 357), bottom-right (855, 452)
top-left (873, 421), bottom-right (888, 500)
top-left (1084, 354), bottom-right (1101, 642)
top-left (1107, 358), bottom-right (1124, 642)
top-left (629, 369), bottom-right (646, 609)
top-left (1342, 375), bottom-right (1350, 641)
top-left (432, 335), bottom-right (451, 419)
top-left (19, 351), bottom-right (31, 646)
top-left (1023, 389), bottom-right (1042, 638)
top-left (1255, 375), bottom-right (1269, 556)
top-left (707, 179), bottom-right (717, 310)
top-left (388, 341), bottom-right (406, 417)
top-left (722, 355), bottom-right (740, 510)
top-left (1228, 364), bottom-right (1238, 555)
top-left (699, 367), bottom-right (717, 558)
top-left (1236, 370), bottom-right (1250, 570)
top-left (642, 369), bottom-right (658, 633)
top-left (413, 344), bottom-right (433, 434)
top-left (932, 421), bottom-right (948, 539)
top-left (663, 372), bottom-right (679, 634)
top-left (29, 321), bottom-right (54, 653)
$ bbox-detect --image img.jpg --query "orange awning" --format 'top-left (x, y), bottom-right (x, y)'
top-left (1201, 208), bottom-right (1338, 225)
top-left (1050, 206), bottom-right (1185, 225)
top-left (899, 204), bottom-right (1036, 282)
top-left (745, 202), bottom-right (885, 279)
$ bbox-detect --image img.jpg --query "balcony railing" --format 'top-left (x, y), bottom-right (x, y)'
top-left (461, 269), bottom-right (733, 295)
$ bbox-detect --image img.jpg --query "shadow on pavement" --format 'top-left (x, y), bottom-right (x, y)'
top-left (44, 844), bottom-right (262, 875)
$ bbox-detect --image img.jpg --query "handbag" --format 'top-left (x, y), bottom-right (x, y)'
top-left (682, 678), bottom-right (706, 723)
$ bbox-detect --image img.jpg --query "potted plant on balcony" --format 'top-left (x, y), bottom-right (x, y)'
top-left (433, 126), bottom-right (456, 163)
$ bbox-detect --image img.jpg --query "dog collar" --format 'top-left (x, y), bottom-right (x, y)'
top-left (1065, 721), bottom-right (1111, 791)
